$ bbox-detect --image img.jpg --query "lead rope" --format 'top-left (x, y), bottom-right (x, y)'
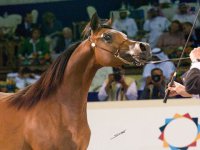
top-left (163, 8), bottom-right (200, 103)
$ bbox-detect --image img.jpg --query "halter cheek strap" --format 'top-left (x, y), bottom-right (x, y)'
top-left (114, 49), bottom-right (133, 65)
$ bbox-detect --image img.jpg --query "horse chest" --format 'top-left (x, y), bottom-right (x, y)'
top-left (25, 111), bottom-right (90, 150)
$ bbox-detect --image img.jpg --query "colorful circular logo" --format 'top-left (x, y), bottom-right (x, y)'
top-left (159, 113), bottom-right (200, 149)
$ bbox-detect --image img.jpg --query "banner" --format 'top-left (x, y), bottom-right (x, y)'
top-left (87, 99), bottom-right (200, 150)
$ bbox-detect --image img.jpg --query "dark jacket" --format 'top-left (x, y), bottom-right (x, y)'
top-left (19, 38), bottom-right (49, 57)
top-left (139, 84), bottom-right (165, 100)
top-left (15, 23), bottom-right (38, 38)
top-left (185, 68), bottom-right (200, 95)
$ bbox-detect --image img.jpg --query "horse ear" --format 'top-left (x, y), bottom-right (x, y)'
top-left (107, 12), bottom-right (114, 26)
top-left (90, 12), bottom-right (100, 31)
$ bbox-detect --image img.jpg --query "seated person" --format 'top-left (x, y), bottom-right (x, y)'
top-left (143, 7), bottom-right (170, 48)
top-left (139, 68), bottom-right (166, 100)
top-left (112, 9), bottom-right (138, 39)
top-left (15, 12), bottom-right (38, 38)
top-left (54, 27), bottom-right (73, 54)
top-left (98, 68), bottom-right (138, 101)
top-left (156, 20), bottom-right (185, 55)
top-left (41, 11), bottom-right (63, 36)
top-left (41, 12), bottom-right (63, 52)
top-left (140, 48), bottom-right (176, 90)
top-left (18, 28), bottom-right (50, 65)
top-left (172, 3), bottom-right (200, 26)
top-left (183, 22), bottom-right (200, 48)
top-left (7, 67), bottom-right (41, 90)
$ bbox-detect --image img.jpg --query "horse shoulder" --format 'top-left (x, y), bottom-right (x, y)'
top-left (23, 100), bottom-right (77, 149)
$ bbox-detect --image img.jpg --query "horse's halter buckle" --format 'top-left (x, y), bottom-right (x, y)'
top-left (88, 36), bottom-right (135, 65)
top-left (91, 42), bottom-right (96, 48)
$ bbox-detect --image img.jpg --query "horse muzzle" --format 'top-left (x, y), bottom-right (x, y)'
top-left (138, 42), bottom-right (152, 61)
top-left (119, 42), bottom-right (151, 66)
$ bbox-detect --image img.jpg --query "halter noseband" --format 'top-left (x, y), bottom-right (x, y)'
top-left (88, 36), bottom-right (137, 65)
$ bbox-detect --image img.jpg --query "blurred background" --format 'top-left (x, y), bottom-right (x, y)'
top-left (0, 0), bottom-right (199, 101)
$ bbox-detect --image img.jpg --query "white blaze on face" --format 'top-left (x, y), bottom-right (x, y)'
top-left (164, 118), bottom-right (198, 148)
top-left (128, 43), bottom-right (141, 56)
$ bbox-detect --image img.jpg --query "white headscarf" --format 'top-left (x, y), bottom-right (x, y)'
top-left (152, 48), bottom-right (169, 60)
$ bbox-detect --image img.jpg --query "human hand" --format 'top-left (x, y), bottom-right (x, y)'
top-left (119, 76), bottom-right (128, 91)
top-left (118, 75), bottom-right (125, 83)
top-left (108, 74), bottom-right (115, 84)
top-left (166, 81), bottom-right (192, 97)
top-left (190, 47), bottom-right (200, 62)
top-left (105, 74), bottom-right (115, 92)
top-left (146, 76), bottom-right (153, 86)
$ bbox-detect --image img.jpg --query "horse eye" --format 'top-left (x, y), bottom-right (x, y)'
top-left (103, 34), bottom-right (112, 42)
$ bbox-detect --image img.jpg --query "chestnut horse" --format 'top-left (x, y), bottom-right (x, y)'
top-left (0, 13), bottom-right (151, 150)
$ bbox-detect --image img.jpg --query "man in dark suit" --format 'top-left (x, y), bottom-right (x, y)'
top-left (53, 27), bottom-right (73, 54)
top-left (15, 13), bottom-right (37, 38)
top-left (167, 47), bottom-right (200, 98)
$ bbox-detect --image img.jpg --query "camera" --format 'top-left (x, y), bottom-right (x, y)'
top-left (152, 75), bottom-right (161, 82)
top-left (113, 73), bottom-right (122, 82)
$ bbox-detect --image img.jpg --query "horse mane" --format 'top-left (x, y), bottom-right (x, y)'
top-left (9, 42), bottom-right (81, 109)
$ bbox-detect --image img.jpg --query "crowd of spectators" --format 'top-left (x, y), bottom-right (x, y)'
top-left (0, 11), bottom-right (74, 92)
top-left (0, 11), bottom-right (74, 69)
top-left (0, 2), bottom-right (199, 101)
top-left (90, 2), bottom-right (200, 101)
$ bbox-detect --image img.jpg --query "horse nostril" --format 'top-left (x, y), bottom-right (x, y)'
top-left (139, 43), bottom-right (146, 52)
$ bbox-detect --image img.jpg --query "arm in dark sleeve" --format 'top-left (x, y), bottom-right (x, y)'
top-left (139, 87), bottom-right (150, 100)
top-left (185, 68), bottom-right (200, 95)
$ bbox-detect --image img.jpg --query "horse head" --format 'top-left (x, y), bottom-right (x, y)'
top-left (83, 13), bottom-right (151, 67)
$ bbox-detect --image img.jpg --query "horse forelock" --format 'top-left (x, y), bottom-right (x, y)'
top-left (8, 42), bottom-right (81, 110)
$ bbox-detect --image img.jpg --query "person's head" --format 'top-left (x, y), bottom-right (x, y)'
top-left (43, 12), bottom-right (56, 25)
top-left (147, 7), bottom-right (158, 19)
top-left (182, 22), bottom-right (192, 35)
top-left (119, 9), bottom-right (128, 20)
top-left (112, 67), bottom-right (125, 82)
top-left (178, 3), bottom-right (188, 14)
top-left (31, 28), bottom-right (41, 40)
top-left (63, 27), bottom-right (73, 39)
top-left (151, 68), bottom-right (164, 83)
top-left (169, 20), bottom-right (182, 33)
top-left (190, 47), bottom-right (200, 62)
top-left (25, 13), bottom-right (33, 24)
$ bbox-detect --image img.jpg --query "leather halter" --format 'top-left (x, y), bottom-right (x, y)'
top-left (88, 36), bottom-right (138, 65)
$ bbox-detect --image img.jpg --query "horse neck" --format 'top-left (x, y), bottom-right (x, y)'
top-left (57, 40), bottom-right (100, 108)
